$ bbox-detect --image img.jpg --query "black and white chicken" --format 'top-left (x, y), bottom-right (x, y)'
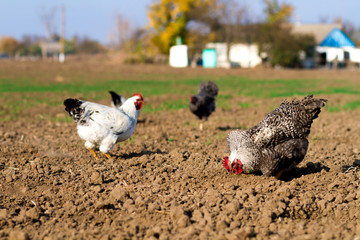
top-left (64, 93), bottom-right (144, 160)
top-left (189, 80), bottom-right (218, 130)
top-left (223, 95), bottom-right (327, 178)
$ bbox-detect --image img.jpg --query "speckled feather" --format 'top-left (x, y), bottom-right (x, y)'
top-left (227, 95), bottom-right (327, 176)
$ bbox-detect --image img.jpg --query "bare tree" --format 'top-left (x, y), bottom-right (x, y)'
top-left (39, 7), bottom-right (57, 42)
top-left (107, 11), bottom-right (132, 50)
top-left (200, 0), bottom-right (247, 63)
top-left (342, 20), bottom-right (360, 45)
top-left (117, 15), bottom-right (131, 49)
top-left (219, 0), bottom-right (247, 57)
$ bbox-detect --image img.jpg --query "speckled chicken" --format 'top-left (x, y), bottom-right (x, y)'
top-left (64, 93), bottom-right (144, 160)
top-left (189, 81), bottom-right (218, 130)
top-left (223, 95), bottom-right (327, 178)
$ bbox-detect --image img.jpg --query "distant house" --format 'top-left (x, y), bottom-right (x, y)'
top-left (316, 28), bottom-right (359, 67)
top-left (39, 42), bottom-right (61, 59)
top-left (292, 23), bottom-right (360, 68)
top-left (205, 43), bottom-right (262, 68)
top-left (199, 24), bottom-right (262, 68)
top-left (206, 24), bottom-right (345, 69)
top-left (292, 23), bottom-right (342, 44)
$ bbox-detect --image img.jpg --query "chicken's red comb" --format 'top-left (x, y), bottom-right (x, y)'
top-left (133, 93), bottom-right (144, 101)
top-left (223, 156), bottom-right (231, 173)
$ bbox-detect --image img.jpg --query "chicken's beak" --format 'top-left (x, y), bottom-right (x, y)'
top-left (136, 99), bottom-right (145, 104)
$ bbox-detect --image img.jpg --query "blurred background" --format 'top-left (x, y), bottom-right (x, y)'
top-left (0, 0), bottom-right (360, 69)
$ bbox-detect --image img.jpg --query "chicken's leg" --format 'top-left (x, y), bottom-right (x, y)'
top-left (86, 147), bottom-right (98, 160)
top-left (275, 169), bottom-right (285, 179)
top-left (102, 152), bottom-right (113, 160)
top-left (199, 122), bottom-right (203, 131)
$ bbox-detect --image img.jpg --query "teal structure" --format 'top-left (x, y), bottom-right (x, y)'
top-left (202, 48), bottom-right (217, 68)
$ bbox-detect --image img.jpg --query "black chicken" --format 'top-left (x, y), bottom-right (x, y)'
top-left (189, 81), bottom-right (218, 130)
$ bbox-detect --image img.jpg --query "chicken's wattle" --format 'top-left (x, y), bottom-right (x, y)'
top-left (190, 96), bottom-right (196, 104)
top-left (223, 156), bottom-right (243, 174)
top-left (135, 100), bottom-right (143, 110)
top-left (223, 156), bottom-right (231, 172)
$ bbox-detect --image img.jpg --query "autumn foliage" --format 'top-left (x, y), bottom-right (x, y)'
top-left (264, 0), bottom-right (293, 24)
top-left (0, 37), bottom-right (20, 57)
top-left (148, 0), bottom-right (221, 54)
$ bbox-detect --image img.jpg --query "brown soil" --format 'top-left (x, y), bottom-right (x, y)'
top-left (1, 63), bottom-right (360, 239)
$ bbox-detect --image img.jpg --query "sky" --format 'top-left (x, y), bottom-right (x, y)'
top-left (0, 0), bottom-right (359, 44)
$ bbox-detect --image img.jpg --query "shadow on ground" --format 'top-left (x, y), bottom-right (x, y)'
top-left (217, 125), bottom-right (247, 131)
top-left (118, 149), bottom-right (168, 159)
top-left (280, 162), bottom-right (330, 181)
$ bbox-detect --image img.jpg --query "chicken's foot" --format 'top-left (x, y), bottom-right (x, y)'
top-left (102, 152), bottom-right (113, 160)
top-left (87, 147), bottom-right (98, 160)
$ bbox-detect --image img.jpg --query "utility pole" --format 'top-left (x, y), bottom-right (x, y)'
top-left (59, 5), bottom-right (65, 63)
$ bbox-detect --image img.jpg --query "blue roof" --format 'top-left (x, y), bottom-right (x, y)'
top-left (319, 28), bottom-right (355, 48)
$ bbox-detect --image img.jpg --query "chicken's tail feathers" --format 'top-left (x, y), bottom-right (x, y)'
top-left (198, 80), bottom-right (219, 97)
top-left (109, 91), bottom-right (126, 108)
top-left (300, 95), bottom-right (327, 120)
top-left (64, 98), bottom-right (84, 122)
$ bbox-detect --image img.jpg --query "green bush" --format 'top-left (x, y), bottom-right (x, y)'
top-left (259, 24), bottom-right (316, 68)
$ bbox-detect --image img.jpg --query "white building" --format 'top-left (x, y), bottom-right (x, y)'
top-left (205, 42), bottom-right (262, 68)
top-left (169, 45), bottom-right (188, 68)
top-left (292, 24), bottom-right (360, 67)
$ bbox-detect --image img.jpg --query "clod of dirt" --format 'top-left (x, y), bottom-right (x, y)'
top-left (5, 175), bottom-right (13, 183)
top-left (123, 199), bottom-right (134, 209)
top-left (170, 206), bottom-right (186, 221)
top-left (9, 231), bottom-right (29, 240)
top-left (205, 188), bottom-right (221, 206)
top-left (191, 209), bottom-right (202, 222)
top-left (110, 184), bottom-right (129, 202)
top-left (216, 219), bottom-right (229, 231)
top-left (90, 171), bottom-right (104, 185)
top-left (177, 215), bottom-right (190, 228)
top-left (0, 209), bottom-right (8, 218)
top-left (134, 196), bottom-right (145, 207)
top-left (225, 200), bottom-right (241, 213)
top-left (26, 207), bottom-right (41, 220)
top-left (95, 201), bottom-right (114, 210)
top-left (147, 202), bottom-right (161, 212)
